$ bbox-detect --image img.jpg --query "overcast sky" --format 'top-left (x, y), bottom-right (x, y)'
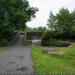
top-left (27, 0), bottom-right (75, 28)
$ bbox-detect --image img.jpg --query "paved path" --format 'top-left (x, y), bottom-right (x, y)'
top-left (0, 34), bottom-right (34, 74)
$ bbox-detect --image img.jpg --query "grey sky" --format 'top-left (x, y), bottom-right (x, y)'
top-left (27, 0), bottom-right (75, 28)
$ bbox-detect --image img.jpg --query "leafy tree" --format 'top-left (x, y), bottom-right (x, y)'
top-left (38, 26), bottom-right (46, 31)
top-left (56, 8), bottom-right (72, 32)
top-left (0, 0), bottom-right (38, 32)
top-left (47, 11), bottom-right (57, 30)
top-left (71, 10), bottom-right (75, 31)
top-left (47, 8), bottom-right (75, 33)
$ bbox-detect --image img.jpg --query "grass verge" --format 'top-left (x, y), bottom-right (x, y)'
top-left (0, 47), bottom-right (5, 53)
top-left (32, 46), bottom-right (75, 73)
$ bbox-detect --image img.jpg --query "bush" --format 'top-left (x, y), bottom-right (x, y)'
top-left (0, 31), bottom-right (17, 41)
top-left (22, 39), bottom-right (32, 45)
top-left (3, 32), bottom-right (17, 41)
top-left (42, 30), bottom-right (75, 42)
top-left (42, 31), bottom-right (55, 40)
top-left (0, 38), bottom-right (8, 46)
top-left (48, 39), bottom-right (68, 47)
top-left (41, 30), bottom-right (71, 47)
top-left (42, 39), bottom-right (70, 47)
top-left (41, 30), bottom-right (58, 46)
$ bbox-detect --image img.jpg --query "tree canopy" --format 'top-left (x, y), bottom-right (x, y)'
top-left (0, 0), bottom-right (38, 32)
top-left (47, 8), bottom-right (75, 33)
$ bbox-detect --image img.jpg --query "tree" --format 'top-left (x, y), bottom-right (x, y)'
top-left (0, 0), bottom-right (38, 32)
top-left (56, 8), bottom-right (72, 32)
top-left (47, 8), bottom-right (75, 33)
top-left (38, 26), bottom-right (46, 31)
top-left (47, 11), bottom-right (57, 30)
top-left (71, 10), bottom-right (75, 31)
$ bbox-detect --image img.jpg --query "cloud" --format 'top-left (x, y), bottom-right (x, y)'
top-left (27, 0), bottom-right (75, 28)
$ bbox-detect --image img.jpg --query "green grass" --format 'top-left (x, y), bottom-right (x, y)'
top-left (0, 47), bottom-right (4, 53)
top-left (32, 46), bottom-right (75, 73)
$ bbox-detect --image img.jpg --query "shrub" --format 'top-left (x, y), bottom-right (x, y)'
top-left (48, 39), bottom-right (68, 47)
top-left (42, 30), bottom-right (57, 41)
top-left (42, 30), bottom-right (75, 41)
top-left (42, 39), bottom-right (70, 47)
top-left (41, 30), bottom-right (71, 47)
top-left (0, 38), bottom-right (8, 46)
top-left (3, 32), bottom-right (17, 41)
top-left (22, 39), bottom-right (32, 45)
top-left (41, 30), bottom-right (58, 46)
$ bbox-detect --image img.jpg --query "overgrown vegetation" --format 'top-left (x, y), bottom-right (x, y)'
top-left (41, 30), bottom-right (71, 47)
top-left (47, 8), bottom-right (75, 33)
top-left (32, 46), bottom-right (75, 73)
top-left (0, 31), bottom-right (17, 46)
top-left (22, 39), bottom-right (32, 45)
top-left (0, 38), bottom-right (8, 47)
top-left (42, 8), bottom-right (75, 46)
top-left (0, 0), bottom-right (38, 46)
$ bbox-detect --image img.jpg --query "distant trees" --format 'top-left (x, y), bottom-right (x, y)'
top-left (26, 26), bottom-right (46, 32)
top-left (37, 26), bottom-right (46, 32)
top-left (47, 8), bottom-right (75, 33)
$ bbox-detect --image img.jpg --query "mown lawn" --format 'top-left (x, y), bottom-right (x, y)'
top-left (32, 46), bottom-right (75, 73)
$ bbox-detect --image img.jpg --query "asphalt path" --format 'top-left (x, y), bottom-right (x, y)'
top-left (0, 34), bottom-right (34, 75)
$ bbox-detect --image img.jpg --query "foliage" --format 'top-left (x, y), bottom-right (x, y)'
top-left (42, 9), bottom-right (75, 46)
top-left (47, 11), bottom-right (57, 30)
top-left (41, 30), bottom-right (58, 46)
top-left (0, 0), bottom-right (38, 46)
top-left (41, 30), bottom-right (72, 46)
top-left (22, 39), bottom-right (32, 45)
top-left (42, 39), bottom-right (65, 47)
top-left (37, 26), bottom-right (46, 32)
top-left (42, 30), bottom-right (57, 41)
top-left (0, 0), bottom-right (38, 32)
top-left (0, 31), bottom-right (17, 41)
top-left (32, 46), bottom-right (75, 73)
top-left (42, 38), bottom-right (70, 47)
top-left (25, 26), bottom-right (46, 32)
top-left (0, 38), bottom-right (8, 46)
top-left (47, 8), bottom-right (75, 33)
top-left (56, 8), bottom-right (74, 32)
